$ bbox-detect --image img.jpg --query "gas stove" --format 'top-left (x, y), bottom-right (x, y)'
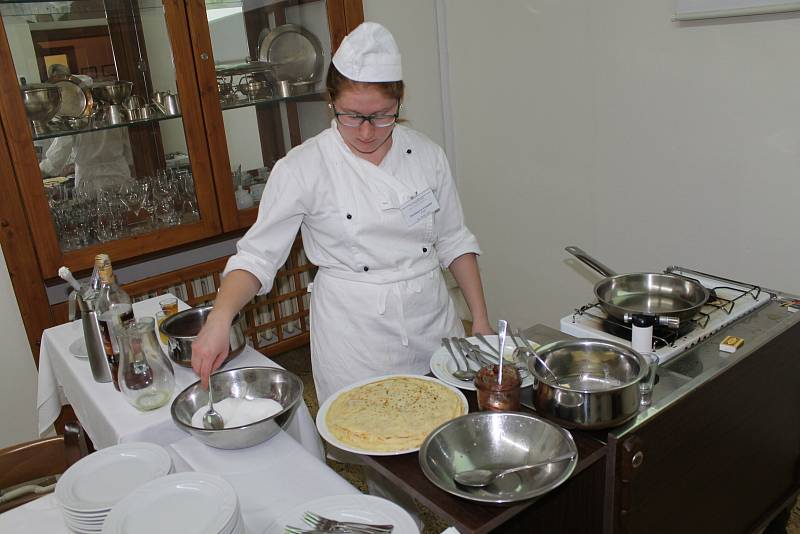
top-left (559, 267), bottom-right (773, 365)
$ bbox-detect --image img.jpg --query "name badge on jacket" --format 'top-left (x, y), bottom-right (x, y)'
top-left (399, 188), bottom-right (440, 226)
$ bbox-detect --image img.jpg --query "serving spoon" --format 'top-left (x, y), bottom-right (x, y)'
top-left (202, 375), bottom-right (224, 430)
top-left (510, 329), bottom-right (560, 384)
top-left (453, 452), bottom-right (576, 487)
top-left (441, 338), bottom-right (475, 381)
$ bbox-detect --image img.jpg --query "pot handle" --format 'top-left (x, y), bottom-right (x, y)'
top-left (565, 246), bottom-right (619, 277)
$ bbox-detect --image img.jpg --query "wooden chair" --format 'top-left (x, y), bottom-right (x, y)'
top-left (0, 421), bottom-right (89, 512)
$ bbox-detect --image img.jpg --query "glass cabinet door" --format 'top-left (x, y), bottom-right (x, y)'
top-left (0, 0), bottom-right (221, 276)
top-left (187, 0), bottom-right (355, 231)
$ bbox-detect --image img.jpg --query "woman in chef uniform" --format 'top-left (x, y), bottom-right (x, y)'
top-left (192, 22), bottom-right (491, 399)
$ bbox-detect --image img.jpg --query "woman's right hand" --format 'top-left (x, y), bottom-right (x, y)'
top-left (191, 312), bottom-right (232, 389)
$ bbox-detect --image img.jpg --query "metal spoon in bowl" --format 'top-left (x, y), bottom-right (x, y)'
top-left (512, 329), bottom-right (560, 384)
top-left (441, 338), bottom-right (475, 381)
top-left (453, 452), bottom-right (577, 487)
top-left (202, 375), bottom-right (224, 430)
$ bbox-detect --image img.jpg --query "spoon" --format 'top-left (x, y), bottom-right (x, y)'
top-left (453, 452), bottom-right (577, 487)
top-left (497, 320), bottom-right (508, 383)
top-left (202, 375), bottom-right (224, 430)
top-left (441, 338), bottom-right (475, 381)
top-left (513, 329), bottom-right (560, 384)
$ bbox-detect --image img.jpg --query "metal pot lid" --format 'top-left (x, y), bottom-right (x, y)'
top-left (258, 23), bottom-right (323, 82)
top-left (47, 75), bottom-right (93, 118)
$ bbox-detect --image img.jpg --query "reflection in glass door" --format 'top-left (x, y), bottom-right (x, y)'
top-left (204, 0), bottom-right (332, 214)
top-left (2, 0), bottom-right (204, 252)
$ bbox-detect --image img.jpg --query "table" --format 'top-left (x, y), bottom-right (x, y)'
top-left (36, 295), bottom-right (323, 459)
top-left (16, 294), bottom-right (360, 533)
top-left (363, 326), bottom-right (609, 534)
top-left (0, 432), bottom-right (358, 533)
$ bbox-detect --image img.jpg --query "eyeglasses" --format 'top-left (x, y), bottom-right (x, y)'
top-left (330, 101), bottom-right (400, 128)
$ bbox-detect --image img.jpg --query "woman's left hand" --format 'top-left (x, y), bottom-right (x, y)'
top-left (469, 319), bottom-right (494, 336)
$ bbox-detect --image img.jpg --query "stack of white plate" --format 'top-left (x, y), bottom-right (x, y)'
top-left (102, 472), bottom-right (243, 534)
top-left (55, 442), bottom-right (173, 534)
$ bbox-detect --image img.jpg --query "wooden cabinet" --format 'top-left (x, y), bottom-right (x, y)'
top-left (0, 0), bottom-right (363, 359)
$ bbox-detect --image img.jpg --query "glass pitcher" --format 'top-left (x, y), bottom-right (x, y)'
top-left (115, 318), bottom-right (175, 411)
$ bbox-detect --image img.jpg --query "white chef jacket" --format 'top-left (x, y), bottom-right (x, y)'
top-left (225, 120), bottom-right (481, 401)
top-left (39, 129), bottom-right (134, 188)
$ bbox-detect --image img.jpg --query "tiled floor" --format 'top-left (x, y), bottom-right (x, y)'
top-left (270, 346), bottom-right (800, 534)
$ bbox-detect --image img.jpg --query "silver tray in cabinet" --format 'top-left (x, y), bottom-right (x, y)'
top-left (257, 23), bottom-right (323, 82)
top-left (47, 75), bottom-right (95, 119)
top-left (418, 411), bottom-right (578, 504)
top-left (214, 59), bottom-right (273, 77)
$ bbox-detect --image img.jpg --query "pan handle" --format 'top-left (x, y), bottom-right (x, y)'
top-left (565, 246), bottom-right (619, 277)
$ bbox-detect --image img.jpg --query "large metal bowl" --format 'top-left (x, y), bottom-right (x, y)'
top-left (21, 84), bottom-right (62, 120)
top-left (171, 366), bottom-right (304, 449)
top-left (22, 84), bottom-right (62, 134)
top-left (419, 412), bottom-right (578, 504)
top-left (528, 339), bottom-right (650, 429)
top-left (91, 80), bottom-right (133, 105)
top-left (159, 306), bottom-right (246, 369)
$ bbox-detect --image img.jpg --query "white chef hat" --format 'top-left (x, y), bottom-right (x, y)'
top-left (332, 22), bottom-right (402, 82)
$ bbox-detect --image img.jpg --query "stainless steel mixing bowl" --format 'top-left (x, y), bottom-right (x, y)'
top-left (419, 411), bottom-right (578, 504)
top-left (91, 80), bottom-right (133, 105)
top-left (21, 84), bottom-right (62, 133)
top-left (171, 366), bottom-right (304, 449)
top-left (159, 306), bottom-right (246, 369)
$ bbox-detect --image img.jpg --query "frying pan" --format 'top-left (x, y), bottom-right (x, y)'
top-left (565, 246), bottom-right (710, 323)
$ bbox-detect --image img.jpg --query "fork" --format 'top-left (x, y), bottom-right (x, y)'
top-left (303, 511), bottom-right (394, 533)
top-left (286, 527), bottom-right (343, 534)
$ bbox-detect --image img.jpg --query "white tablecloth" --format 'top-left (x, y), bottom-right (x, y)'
top-left (0, 433), bottom-right (358, 533)
top-left (36, 295), bottom-right (324, 459)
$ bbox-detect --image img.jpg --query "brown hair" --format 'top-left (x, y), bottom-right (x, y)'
top-left (325, 62), bottom-right (405, 103)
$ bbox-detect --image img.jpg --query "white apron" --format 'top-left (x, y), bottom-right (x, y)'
top-left (225, 122), bottom-right (480, 403)
top-left (309, 131), bottom-right (463, 403)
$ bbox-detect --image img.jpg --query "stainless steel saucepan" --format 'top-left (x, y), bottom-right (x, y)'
top-left (528, 338), bottom-right (650, 429)
top-left (565, 246), bottom-right (709, 322)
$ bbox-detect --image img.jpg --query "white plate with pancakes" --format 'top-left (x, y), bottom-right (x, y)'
top-left (316, 374), bottom-right (468, 456)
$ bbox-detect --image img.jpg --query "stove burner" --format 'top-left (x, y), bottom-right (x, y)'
top-left (601, 317), bottom-right (696, 349)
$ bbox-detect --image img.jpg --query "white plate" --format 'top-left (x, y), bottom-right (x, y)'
top-left (261, 494), bottom-right (418, 534)
top-left (69, 336), bottom-right (88, 358)
top-left (429, 335), bottom-right (537, 391)
top-left (102, 473), bottom-right (238, 534)
top-left (316, 374), bottom-right (468, 456)
top-left (56, 442), bottom-right (172, 512)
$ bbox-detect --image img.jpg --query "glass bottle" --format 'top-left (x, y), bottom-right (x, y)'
top-left (116, 318), bottom-right (175, 411)
top-left (95, 258), bottom-right (134, 391)
top-left (82, 253), bottom-right (109, 305)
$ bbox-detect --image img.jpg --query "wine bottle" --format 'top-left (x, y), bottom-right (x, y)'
top-left (81, 253), bottom-right (109, 306)
top-left (95, 258), bottom-right (134, 391)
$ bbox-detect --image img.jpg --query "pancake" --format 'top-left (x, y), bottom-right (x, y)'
top-left (325, 376), bottom-right (465, 452)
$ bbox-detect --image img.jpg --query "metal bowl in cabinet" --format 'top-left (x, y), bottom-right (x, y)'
top-left (418, 411), bottom-right (578, 504)
top-left (92, 80), bottom-right (133, 105)
top-left (159, 306), bottom-right (246, 369)
top-left (170, 366), bottom-right (304, 449)
top-left (21, 84), bottom-right (62, 134)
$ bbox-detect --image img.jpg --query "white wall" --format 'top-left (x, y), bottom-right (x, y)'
top-left (443, 1), bottom-right (800, 328)
top-left (363, 0), bottom-right (445, 147)
top-left (0, 253), bottom-right (39, 447)
top-left (367, 0), bottom-right (799, 330)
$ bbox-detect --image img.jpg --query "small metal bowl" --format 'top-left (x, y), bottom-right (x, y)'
top-left (419, 411), bottom-right (578, 504)
top-left (159, 306), bottom-right (246, 369)
top-left (171, 366), bottom-right (304, 449)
